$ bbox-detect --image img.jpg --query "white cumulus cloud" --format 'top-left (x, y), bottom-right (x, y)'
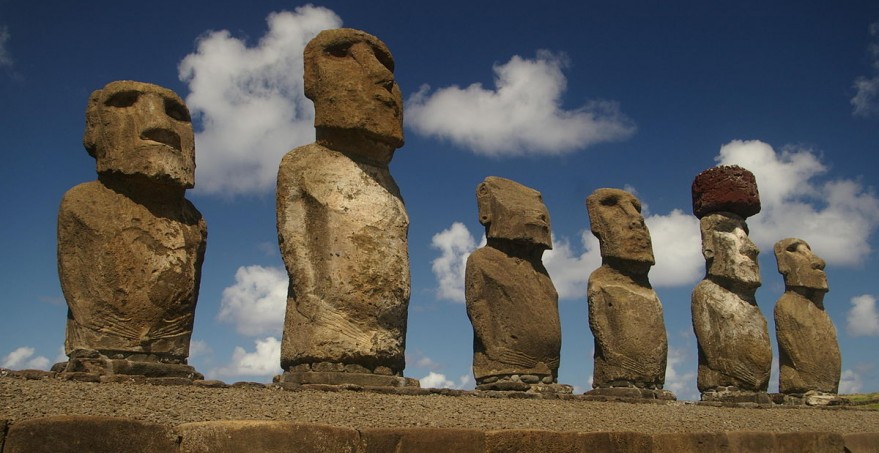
top-left (645, 209), bottom-right (703, 287)
top-left (838, 368), bottom-right (864, 394)
top-left (179, 5), bottom-right (342, 195)
top-left (847, 294), bottom-right (879, 337)
top-left (212, 337), bottom-right (282, 380)
top-left (218, 265), bottom-right (288, 337)
top-left (543, 231), bottom-right (600, 300)
top-left (419, 371), bottom-right (472, 389)
top-left (851, 22), bottom-right (879, 117)
top-left (2, 346), bottom-right (50, 370)
top-left (430, 222), bottom-right (480, 302)
top-left (406, 50), bottom-right (635, 156)
top-left (664, 346), bottom-right (698, 401)
top-left (717, 140), bottom-right (879, 266)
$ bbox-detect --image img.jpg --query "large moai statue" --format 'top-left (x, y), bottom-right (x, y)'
top-left (774, 238), bottom-right (841, 405)
top-left (57, 80), bottom-right (206, 379)
top-left (465, 177), bottom-right (570, 393)
top-left (585, 188), bottom-right (674, 400)
top-left (691, 165), bottom-right (772, 403)
top-left (275, 28), bottom-right (417, 387)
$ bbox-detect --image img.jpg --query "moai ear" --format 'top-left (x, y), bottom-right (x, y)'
top-left (476, 182), bottom-right (492, 226)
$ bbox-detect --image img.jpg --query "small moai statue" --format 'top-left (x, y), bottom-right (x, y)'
top-left (465, 176), bottom-right (570, 393)
top-left (585, 188), bottom-right (674, 400)
top-left (276, 28), bottom-right (418, 387)
top-left (691, 165), bottom-right (772, 403)
top-left (774, 238), bottom-right (841, 405)
top-left (56, 80), bottom-right (206, 379)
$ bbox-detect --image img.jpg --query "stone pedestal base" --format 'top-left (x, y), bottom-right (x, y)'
top-left (276, 371), bottom-right (420, 388)
top-left (475, 376), bottom-right (572, 394)
top-left (56, 354), bottom-right (202, 380)
top-left (776, 391), bottom-right (841, 406)
top-left (585, 387), bottom-right (677, 400)
top-left (699, 387), bottom-right (772, 404)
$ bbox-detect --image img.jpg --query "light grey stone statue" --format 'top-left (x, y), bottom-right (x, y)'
top-left (275, 28), bottom-right (417, 387)
top-left (691, 165), bottom-right (772, 403)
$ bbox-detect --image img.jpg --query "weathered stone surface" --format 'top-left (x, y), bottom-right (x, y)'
top-left (692, 165), bottom-right (761, 219)
top-left (466, 177), bottom-right (561, 386)
top-left (586, 188), bottom-right (669, 393)
top-left (4, 416), bottom-right (178, 453)
top-left (650, 433), bottom-right (730, 453)
top-left (773, 238), bottom-right (841, 394)
top-left (277, 371), bottom-right (419, 387)
top-left (485, 430), bottom-right (651, 453)
top-left (58, 81), bottom-right (206, 373)
top-left (276, 29), bottom-right (411, 380)
top-left (844, 432), bottom-right (879, 453)
top-left (692, 212), bottom-right (771, 396)
top-left (726, 431), bottom-right (845, 453)
top-left (361, 428), bottom-right (485, 453)
top-left (177, 421), bottom-right (359, 453)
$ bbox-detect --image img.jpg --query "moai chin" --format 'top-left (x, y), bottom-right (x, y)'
top-left (465, 177), bottom-right (570, 393)
top-left (584, 188), bottom-right (674, 400)
top-left (690, 165), bottom-right (772, 403)
top-left (57, 80), bottom-right (206, 379)
top-left (773, 238), bottom-right (841, 404)
top-left (275, 28), bottom-right (418, 387)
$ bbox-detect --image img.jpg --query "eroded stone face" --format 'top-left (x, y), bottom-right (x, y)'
top-left (586, 188), bottom-right (654, 265)
top-left (774, 238), bottom-right (828, 292)
top-left (305, 28), bottom-right (403, 151)
top-left (466, 177), bottom-right (561, 386)
top-left (59, 81), bottom-right (206, 369)
top-left (84, 80), bottom-right (195, 189)
top-left (277, 29), bottom-right (411, 380)
top-left (701, 213), bottom-right (761, 289)
top-left (477, 176), bottom-right (552, 250)
top-left (774, 238), bottom-right (840, 395)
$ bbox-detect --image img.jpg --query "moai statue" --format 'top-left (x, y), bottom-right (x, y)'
top-left (465, 177), bottom-right (570, 393)
top-left (57, 80), bottom-right (206, 379)
top-left (691, 165), bottom-right (772, 403)
top-left (585, 188), bottom-right (674, 400)
top-left (774, 238), bottom-right (841, 405)
top-left (276, 28), bottom-right (417, 387)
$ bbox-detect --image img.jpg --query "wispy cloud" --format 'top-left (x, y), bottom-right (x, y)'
top-left (839, 368), bottom-right (864, 394)
top-left (717, 140), bottom-right (879, 266)
top-left (211, 337), bottom-right (282, 380)
top-left (847, 294), bottom-right (879, 337)
top-left (0, 26), bottom-right (12, 69)
top-left (406, 50), bottom-right (635, 156)
top-left (179, 5), bottom-right (342, 195)
top-left (2, 346), bottom-right (50, 370)
top-left (542, 231), bottom-right (600, 300)
top-left (664, 345), bottom-right (698, 401)
top-left (218, 265), bottom-right (287, 337)
top-left (419, 371), bottom-right (472, 389)
top-left (851, 22), bottom-right (879, 117)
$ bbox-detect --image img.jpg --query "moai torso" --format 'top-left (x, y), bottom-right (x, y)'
top-left (277, 143), bottom-right (409, 372)
top-left (58, 80), bottom-right (206, 370)
top-left (586, 189), bottom-right (668, 391)
top-left (773, 238), bottom-right (841, 394)
top-left (276, 28), bottom-right (412, 380)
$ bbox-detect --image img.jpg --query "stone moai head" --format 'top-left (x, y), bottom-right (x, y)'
top-left (586, 188), bottom-right (654, 266)
top-left (83, 80), bottom-right (195, 189)
top-left (304, 28), bottom-right (404, 153)
top-left (774, 238), bottom-right (828, 293)
top-left (692, 165), bottom-right (762, 289)
top-left (477, 176), bottom-right (552, 250)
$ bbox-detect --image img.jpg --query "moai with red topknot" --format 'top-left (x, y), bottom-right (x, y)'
top-left (691, 165), bottom-right (772, 403)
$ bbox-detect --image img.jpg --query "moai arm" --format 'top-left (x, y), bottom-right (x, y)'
top-left (276, 151), bottom-right (318, 306)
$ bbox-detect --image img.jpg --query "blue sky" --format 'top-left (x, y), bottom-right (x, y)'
top-left (1, 1), bottom-right (878, 400)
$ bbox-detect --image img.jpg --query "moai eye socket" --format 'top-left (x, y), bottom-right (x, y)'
top-left (105, 90), bottom-right (140, 108)
top-left (326, 42), bottom-right (352, 58)
top-left (164, 99), bottom-right (191, 122)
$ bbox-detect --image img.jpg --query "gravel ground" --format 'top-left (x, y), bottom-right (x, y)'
top-left (2, 376), bottom-right (877, 434)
